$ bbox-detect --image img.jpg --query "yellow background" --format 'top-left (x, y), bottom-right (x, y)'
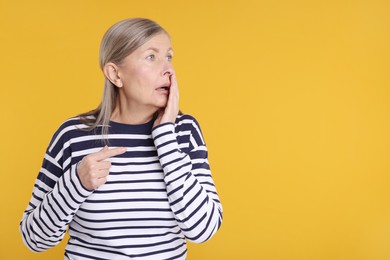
top-left (1, 0), bottom-right (390, 259)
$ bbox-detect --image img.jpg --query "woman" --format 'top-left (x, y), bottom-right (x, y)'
top-left (20, 18), bottom-right (223, 259)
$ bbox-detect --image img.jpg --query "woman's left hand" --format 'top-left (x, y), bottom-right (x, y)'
top-left (153, 74), bottom-right (179, 127)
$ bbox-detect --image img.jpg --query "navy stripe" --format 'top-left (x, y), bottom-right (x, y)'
top-left (73, 235), bottom-right (184, 249)
top-left (75, 229), bottom-right (182, 240)
top-left (159, 148), bottom-right (177, 160)
top-left (105, 179), bottom-right (164, 185)
top-left (73, 220), bottom-right (177, 231)
top-left (156, 139), bottom-right (177, 150)
top-left (41, 202), bottom-right (63, 230)
top-left (50, 192), bottom-right (69, 219)
top-left (167, 184), bottom-right (183, 197)
top-left (187, 203), bottom-right (215, 241)
top-left (165, 161), bottom-right (192, 177)
top-left (161, 154), bottom-right (187, 168)
top-left (113, 159), bottom-right (160, 166)
top-left (177, 197), bottom-right (208, 223)
top-left (174, 186), bottom-right (202, 215)
top-left (93, 188), bottom-right (167, 194)
top-left (85, 198), bottom-right (168, 203)
top-left (33, 213), bottom-right (56, 235)
top-left (109, 169), bottom-right (163, 175)
top-left (154, 130), bottom-right (172, 140)
top-left (78, 207), bottom-right (172, 214)
top-left (75, 215), bottom-right (176, 223)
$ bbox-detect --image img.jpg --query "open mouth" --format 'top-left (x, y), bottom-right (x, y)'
top-left (156, 85), bottom-right (170, 92)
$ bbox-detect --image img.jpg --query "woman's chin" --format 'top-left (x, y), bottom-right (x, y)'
top-left (155, 99), bottom-right (168, 108)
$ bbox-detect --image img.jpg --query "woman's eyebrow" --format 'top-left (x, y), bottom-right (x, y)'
top-left (145, 47), bottom-right (173, 52)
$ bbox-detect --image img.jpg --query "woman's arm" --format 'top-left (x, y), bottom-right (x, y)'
top-left (20, 139), bottom-right (125, 252)
top-left (20, 152), bottom-right (93, 252)
top-left (152, 118), bottom-right (223, 243)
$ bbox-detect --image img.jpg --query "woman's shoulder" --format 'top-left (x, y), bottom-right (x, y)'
top-left (55, 115), bottom-right (93, 133)
top-left (47, 116), bottom-right (94, 151)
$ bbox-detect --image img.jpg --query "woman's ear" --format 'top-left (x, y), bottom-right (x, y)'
top-left (103, 62), bottom-right (122, 87)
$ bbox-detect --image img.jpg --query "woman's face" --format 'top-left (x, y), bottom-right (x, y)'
top-left (117, 32), bottom-right (174, 111)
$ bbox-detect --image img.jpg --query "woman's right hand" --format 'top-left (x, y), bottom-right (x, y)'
top-left (77, 146), bottom-right (127, 190)
top-left (153, 74), bottom-right (179, 128)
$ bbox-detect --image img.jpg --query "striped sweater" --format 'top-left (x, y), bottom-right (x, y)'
top-left (20, 114), bottom-right (223, 259)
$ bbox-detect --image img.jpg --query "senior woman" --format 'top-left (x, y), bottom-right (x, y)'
top-left (20, 18), bottom-right (222, 260)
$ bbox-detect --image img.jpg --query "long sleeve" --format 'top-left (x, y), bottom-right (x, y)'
top-left (151, 118), bottom-right (223, 243)
top-left (20, 150), bottom-right (93, 252)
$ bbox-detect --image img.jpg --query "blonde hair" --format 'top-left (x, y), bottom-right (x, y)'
top-left (79, 18), bottom-right (168, 136)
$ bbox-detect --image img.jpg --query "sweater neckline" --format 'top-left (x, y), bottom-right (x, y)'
top-left (108, 118), bottom-right (155, 133)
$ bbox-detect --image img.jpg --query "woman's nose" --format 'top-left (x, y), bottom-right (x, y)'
top-left (162, 60), bottom-right (174, 76)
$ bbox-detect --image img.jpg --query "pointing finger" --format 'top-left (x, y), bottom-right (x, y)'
top-left (92, 146), bottom-right (127, 161)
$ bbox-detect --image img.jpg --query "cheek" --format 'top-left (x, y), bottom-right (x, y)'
top-left (123, 69), bottom-right (144, 89)
top-left (122, 65), bottom-right (158, 94)
top-left (135, 68), bottom-right (154, 83)
top-left (140, 71), bottom-right (160, 92)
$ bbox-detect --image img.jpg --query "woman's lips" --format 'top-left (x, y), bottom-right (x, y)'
top-left (156, 85), bottom-right (170, 94)
top-left (156, 82), bottom-right (171, 94)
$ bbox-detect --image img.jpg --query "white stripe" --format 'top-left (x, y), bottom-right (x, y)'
top-left (40, 168), bottom-right (59, 183)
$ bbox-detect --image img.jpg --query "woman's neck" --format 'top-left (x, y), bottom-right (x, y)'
top-left (110, 111), bottom-right (153, 125)
top-left (110, 100), bottom-right (157, 125)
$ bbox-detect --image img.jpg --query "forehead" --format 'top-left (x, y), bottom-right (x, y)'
top-left (137, 33), bottom-right (172, 52)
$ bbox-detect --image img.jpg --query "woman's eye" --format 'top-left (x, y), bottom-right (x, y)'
top-left (166, 55), bottom-right (173, 62)
top-left (146, 54), bottom-right (155, 60)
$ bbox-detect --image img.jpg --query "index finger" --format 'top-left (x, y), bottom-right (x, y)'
top-left (92, 146), bottom-right (127, 161)
top-left (168, 74), bottom-right (179, 101)
top-left (170, 74), bottom-right (178, 89)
